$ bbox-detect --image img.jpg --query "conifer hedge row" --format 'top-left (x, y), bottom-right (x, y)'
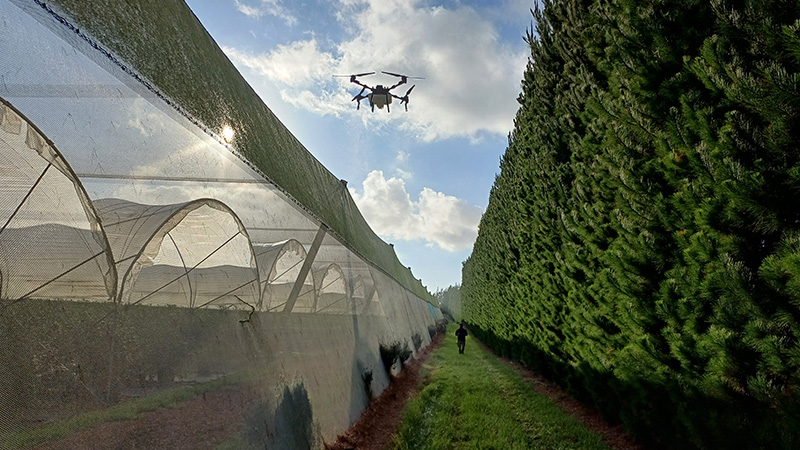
top-left (462, 1), bottom-right (800, 447)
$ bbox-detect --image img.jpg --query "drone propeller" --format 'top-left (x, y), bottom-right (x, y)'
top-left (333, 72), bottom-right (375, 83)
top-left (394, 85), bottom-right (415, 111)
top-left (382, 71), bottom-right (425, 80)
top-left (333, 72), bottom-right (375, 78)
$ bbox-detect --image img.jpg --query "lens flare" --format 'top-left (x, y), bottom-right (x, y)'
top-left (221, 124), bottom-right (235, 143)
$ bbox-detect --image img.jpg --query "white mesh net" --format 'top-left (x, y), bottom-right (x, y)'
top-left (0, 1), bottom-right (443, 448)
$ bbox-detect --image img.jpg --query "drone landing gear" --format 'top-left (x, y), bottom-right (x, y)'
top-left (352, 87), bottom-right (368, 110)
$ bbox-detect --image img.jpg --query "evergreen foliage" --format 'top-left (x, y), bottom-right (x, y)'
top-left (462, 1), bottom-right (800, 447)
top-left (434, 285), bottom-right (462, 322)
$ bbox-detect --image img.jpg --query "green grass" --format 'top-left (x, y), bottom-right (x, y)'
top-left (391, 325), bottom-right (611, 450)
top-left (0, 376), bottom-right (236, 449)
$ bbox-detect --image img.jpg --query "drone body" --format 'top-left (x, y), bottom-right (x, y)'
top-left (368, 85), bottom-right (393, 110)
top-left (334, 71), bottom-right (423, 112)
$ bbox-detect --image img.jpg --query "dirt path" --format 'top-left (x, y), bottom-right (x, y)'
top-left (326, 332), bottom-right (642, 450)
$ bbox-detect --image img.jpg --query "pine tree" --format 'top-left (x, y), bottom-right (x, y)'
top-left (463, 0), bottom-right (800, 447)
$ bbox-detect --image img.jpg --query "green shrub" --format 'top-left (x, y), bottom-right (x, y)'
top-left (427, 319), bottom-right (448, 339)
top-left (361, 368), bottom-right (373, 400)
top-left (411, 333), bottom-right (422, 352)
top-left (379, 341), bottom-right (413, 376)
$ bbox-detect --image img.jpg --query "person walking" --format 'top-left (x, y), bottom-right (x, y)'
top-left (455, 322), bottom-right (468, 354)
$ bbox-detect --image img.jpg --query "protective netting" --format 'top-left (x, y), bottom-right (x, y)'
top-left (0, 99), bottom-right (116, 302)
top-left (95, 197), bottom-right (260, 308)
top-left (257, 239), bottom-right (316, 312)
top-left (0, 1), bottom-right (442, 448)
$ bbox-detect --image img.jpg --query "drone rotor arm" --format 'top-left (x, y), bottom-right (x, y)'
top-left (351, 86), bottom-right (367, 101)
top-left (387, 79), bottom-right (407, 91)
top-left (352, 79), bottom-right (373, 90)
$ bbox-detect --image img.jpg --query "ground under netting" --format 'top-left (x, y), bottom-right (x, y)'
top-left (0, 1), bottom-right (442, 447)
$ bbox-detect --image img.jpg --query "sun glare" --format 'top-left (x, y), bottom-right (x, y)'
top-left (221, 124), bottom-right (235, 143)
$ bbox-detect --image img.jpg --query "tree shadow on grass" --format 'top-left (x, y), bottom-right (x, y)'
top-left (469, 324), bottom-right (800, 449)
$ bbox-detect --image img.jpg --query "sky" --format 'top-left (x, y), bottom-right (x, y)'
top-left (183, 0), bottom-right (534, 292)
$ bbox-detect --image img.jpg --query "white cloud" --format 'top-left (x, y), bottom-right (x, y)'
top-left (224, 0), bottom-right (528, 142)
top-left (235, 1), bottom-right (262, 18)
top-left (222, 40), bottom-right (336, 87)
top-left (279, 89), bottom-right (350, 115)
top-left (417, 187), bottom-right (482, 250)
top-left (394, 150), bottom-right (410, 165)
top-left (394, 167), bottom-right (413, 179)
top-left (126, 98), bottom-right (168, 137)
top-left (350, 170), bottom-right (481, 251)
top-left (335, 0), bottom-right (528, 141)
top-left (234, 0), bottom-right (297, 25)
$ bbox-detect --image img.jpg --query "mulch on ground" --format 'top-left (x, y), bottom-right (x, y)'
top-left (325, 332), bottom-right (445, 450)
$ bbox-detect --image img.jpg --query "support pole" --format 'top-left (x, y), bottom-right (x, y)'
top-left (360, 286), bottom-right (376, 315)
top-left (283, 225), bottom-right (327, 313)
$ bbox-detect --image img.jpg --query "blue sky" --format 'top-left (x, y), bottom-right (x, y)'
top-left (183, 0), bottom-right (533, 292)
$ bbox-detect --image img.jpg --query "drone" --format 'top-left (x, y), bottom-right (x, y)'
top-left (334, 71), bottom-right (424, 112)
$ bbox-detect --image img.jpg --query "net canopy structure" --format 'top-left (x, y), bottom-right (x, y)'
top-left (0, 99), bottom-right (116, 303)
top-left (256, 239), bottom-right (316, 312)
top-left (50, 0), bottom-right (433, 303)
top-left (0, 1), bottom-right (444, 448)
top-left (95, 197), bottom-right (260, 308)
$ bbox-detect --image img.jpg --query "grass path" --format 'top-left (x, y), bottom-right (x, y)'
top-left (391, 325), bottom-right (611, 450)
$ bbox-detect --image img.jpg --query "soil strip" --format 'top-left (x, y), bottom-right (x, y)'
top-left (325, 332), bottom-right (445, 450)
top-left (32, 386), bottom-right (255, 450)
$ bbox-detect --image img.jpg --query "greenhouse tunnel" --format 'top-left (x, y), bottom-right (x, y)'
top-left (93, 197), bottom-right (260, 308)
top-left (312, 238), bottom-right (377, 314)
top-left (313, 263), bottom-right (348, 314)
top-left (256, 239), bottom-right (316, 312)
top-left (0, 97), bottom-right (116, 303)
top-left (0, 0), bottom-right (441, 446)
top-left (350, 274), bottom-right (375, 314)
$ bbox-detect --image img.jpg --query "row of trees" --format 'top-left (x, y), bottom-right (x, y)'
top-left (434, 285), bottom-right (462, 323)
top-left (462, 0), bottom-right (800, 447)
